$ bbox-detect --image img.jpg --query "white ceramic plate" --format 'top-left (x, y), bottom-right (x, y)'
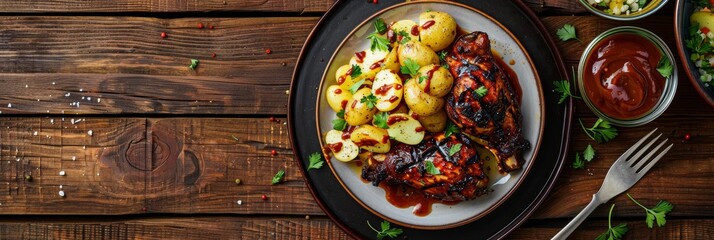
top-left (316, 1), bottom-right (544, 229)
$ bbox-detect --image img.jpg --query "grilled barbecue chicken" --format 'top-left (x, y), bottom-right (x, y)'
top-left (362, 134), bottom-right (488, 201)
top-left (445, 31), bottom-right (530, 172)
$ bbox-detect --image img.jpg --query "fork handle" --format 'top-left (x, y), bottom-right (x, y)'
top-left (551, 194), bottom-right (603, 240)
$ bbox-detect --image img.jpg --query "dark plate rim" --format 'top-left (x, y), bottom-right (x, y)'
top-left (674, 0), bottom-right (714, 108)
top-left (288, 0), bottom-right (573, 239)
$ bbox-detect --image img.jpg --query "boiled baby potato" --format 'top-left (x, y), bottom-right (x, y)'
top-left (350, 125), bottom-right (390, 153)
top-left (325, 129), bottom-right (359, 162)
top-left (416, 64), bottom-right (453, 98)
top-left (692, 11), bottom-right (714, 32)
top-left (371, 70), bottom-right (404, 112)
top-left (381, 46), bottom-right (401, 73)
top-left (403, 79), bottom-right (444, 116)
top-left (386, 113), bottom-right (425, 145)
top-left (349, 48), bottom-right (389, 81)
top-left (389, 101), bottom-right (409, 114)
top-left (398, 41), bottom-right (439, 67)
top-left (389, 19), bottom-right (419, 43)
top-left (410, 109), bottom-right (447, 133)
top-left (326, 85), bottom-right (353, 112)
top-left (335, 64), bottom-right (362, 91)
top-left (344, 88), bottom-right (378, 126)
top-left (419, 11), bottom-right (457, 52)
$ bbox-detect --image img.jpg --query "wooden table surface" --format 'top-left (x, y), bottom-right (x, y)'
top-left (0, 0), bottom-right (712, 239)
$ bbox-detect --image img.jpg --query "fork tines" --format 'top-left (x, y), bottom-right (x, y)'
top-left (622, 128), bottom-right (674, 176)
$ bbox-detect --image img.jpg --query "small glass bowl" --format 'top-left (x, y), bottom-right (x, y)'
top-left (577, 26), bottom-right (678, 127)
top-left (579, 0), bottom-right (669, 21)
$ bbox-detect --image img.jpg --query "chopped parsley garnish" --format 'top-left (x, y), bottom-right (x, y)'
top-left (189, 59), bottom-right (200, 70)
top-left (438, 50), bottom-right (448, 62)
top-left (349, 79), bottom-right (366, 94)
top-left (374, 18), bottom-right (387, 35)
top-left (373, 112), bottom-right (389, 129)
top-left (448, 143), bottom-right (462, 156)
top-left (360, 94), bottom-right (378, 109)
top-left (444, 121), bottom-right (460, 137)
top-left (627, 193), bottom-right (674, 228)
top-left (418, 75), bottom-right (428, 84)
top-left (332, 118), bottom-right (347, 131)
top-left (572, 152), bottom-right (585, 169)
top-left (572, 144), bottom-right (595, 169)
top-left (556, 24), bottom-right (582, 42)
top-left (656, 57), bottom-right (673, 78)
top-left (367, 220), bottom-right (403, 240)
top-left (400, 58), bottom-right (420, 77)
top-left (367, 33), bottom-right (390, 52)
top-left (271, 169), bottom-right (285, 185)
top-left (553, 79), bottom-right (581, 104)
top-left (474, 86), bottom-right (488, 98)
top-left (307, 152), bottom-right (324, 171)
top-left (596, 204), bottom-right (629, 240)
top-left (397, 30), bottom-right (411, 45)
top-left (336, 109), bottom-right (345, 118)
top-left (580, 118), bottom-right (618, 143)
top-left (350, 64), bottom-right (362, 78)
top-left (425, 161), bottom-right (441, 175)
top-left (583, 144), bottom-right (595, 162)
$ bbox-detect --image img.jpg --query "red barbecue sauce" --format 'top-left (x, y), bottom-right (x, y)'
top-left (411, 25), bottom-right (420, 36)
top-left (326, 142), bottom-right (343, 153)
top-left (380, 183), bottom-right (459, 217)
top-left (374, 84), bottom-right (393, 96)
top-left (582, 33), bottom-right (665, 119)
top-left (421, 20), bottom-right (435, 30)
top-left (355, 51), bottom-right (366, 63)
top-left (341, 126), bottom-right (356, 140)
top-left (370, 60), bottom-right (384, 70)
top-left (423, 65), bottom-right (441, 94)
top-left (386, 115), bottom-right (409, 125)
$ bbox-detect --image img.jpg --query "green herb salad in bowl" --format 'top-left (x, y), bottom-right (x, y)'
top-left (676, 0), bottom-right (714, 107)
top-left (580, 0), bottom-right (668, 20)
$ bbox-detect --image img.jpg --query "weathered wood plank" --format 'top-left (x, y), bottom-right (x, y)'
top-left (0, 73), bottom-right (289, 115)
top-left (0, 0), bottom-right (334, 13)
top-left (0, 216), bottom-right (350, 240)
top-left (0, 117), bottom-right (323, 215)
top-left (0, 17), bottom-right (315, 76)
top-left (0, 216), bottom-right (710, 239)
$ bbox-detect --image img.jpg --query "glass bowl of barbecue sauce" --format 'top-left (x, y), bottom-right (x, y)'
top-left (578, 26), bottom-right (677, 127)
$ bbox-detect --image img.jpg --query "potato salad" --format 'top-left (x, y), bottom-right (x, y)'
top-left (324, 11), bottom-right (458, 162)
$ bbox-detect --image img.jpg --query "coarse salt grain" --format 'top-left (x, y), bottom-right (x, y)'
top-left (72, 156), bottom-right (76, 161)
top-left (7, 103), bottom-right (11, 108)
top-left (237, 200), bottom-right (243, 205)
top-left (88, 130), bottom-right (93, 136)
top-left (59, 191), bottom-right (65, 197)
top-left (33, 131), bottom-right (38, 136)
top-left (59, 170), bottom-right (66, 176)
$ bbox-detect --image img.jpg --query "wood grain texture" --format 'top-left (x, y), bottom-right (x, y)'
top-left (0, 216), bottom-right (350, 240)
top-left (0, 117), bottom-right (323, 215)
top-left (0, 217), bottom-right (710, 239)
top-left (0, 0), bottom-right (334, 13)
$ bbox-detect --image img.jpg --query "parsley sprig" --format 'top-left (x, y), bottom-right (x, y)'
top-left (397, 30), bottom-right (411, 45)
top-left (553, 79), bottom-right (581, 104)
top-left (350, 64), bottom-right (362, 78)
top-left (374, 18), bottom-right (387, 34)
top-left (444, 121), bottom-right (460, 138)
top-left (367, 220), bottom-right (403, 240)
top-left (271, 169), bottom-right (285, 185)
top-left (556, 24), bottom-right (582, 43)
top-left (474, 86), bottom-right (488, 98)
top-left (373, 112), bottom-right (389, 129)
top-left (307, 152), bottom-right (324, 171)
top-left (627, 193), bottom-right (674, 228)
top-left (573, 144), bottom-right (595, 169)
top-left (580, 118), bottom-right (618, 143)
top-left (332, 110), bottom-right (347, 131)
top-left (367, 18), bottom-right (391, 52)
top-left (448, 143), bottom-right (462, 156)
top-left (400, 58), bottom-right (420, 77)
top-left (425, 161), bottom-right (440, 175)
top-left (189, 59), bottom-right (200, 70)
top-left (596, 204), bottom-right (629, 240)
top-left (656, 57), bottom-right (673, 78)
top-left (361, 94), bottom-right (378, 109)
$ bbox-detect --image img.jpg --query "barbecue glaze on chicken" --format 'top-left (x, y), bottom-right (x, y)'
top-left (445, 31), bottom-right (530, 172)
top-left (362, 134), bottom-right (488, 201)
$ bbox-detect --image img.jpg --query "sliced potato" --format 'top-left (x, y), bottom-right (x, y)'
top-left (389, 19), bottom-right (419, 43)
top-left (326, 85), bottom-right (353, 112)
top-left (381, 46), bottom-right (401, 73)
top-left (344, 88), bottom-right (378, 126)
top-left (398, 41), bottom-right (439, 68)
top-left (371, 70), bottom-right (404, 112)
top-left (350, 125), bottom-right (390, 153)
top-left (386, 113), bottom-right (425, 145)
top-left (335, 64), bottom-right (363, 91)
top-left (403, 79), bottom-right (444, 116)
top-left (416, 64), bottom-right (453, 98)
top-left (325, 130), bottom-right (359, 162)
top-left (349, 48), bottom-right (389, 81)
top-left (411, 109), bottom-right (447, 133)
top-left (419, 11), bottom-right (457, 52)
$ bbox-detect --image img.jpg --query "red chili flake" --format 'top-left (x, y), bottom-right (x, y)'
top-left (271, 150), bottom-right (277, 156)
top-left (684, 133), bottom-right (692, 141)
top-left (142, 207), bottom-right (147, 211)
top-left (269, 116), bottom-right (276, 122)
top-left (373, 0), bottom-right (378, 3)
top-left (161, 32), bottom-right (167, 38)
top-left (702, 27), bottom-right (711, 35)
top-left (198, 23), bottom-right (204, 29)
top-left (261, 195), bottom-right (268, 201)
top-left (265, 48), bottom-right (272, 54)
top-left (209, 25), bottom-right (214, 29)
top-left (212, 53), bottom-right (217, 58)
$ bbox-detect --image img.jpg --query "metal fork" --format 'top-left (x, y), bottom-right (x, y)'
top-left (552, 128), bottom-right (673, 240)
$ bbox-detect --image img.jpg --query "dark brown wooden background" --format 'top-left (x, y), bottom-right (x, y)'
top-left (0, 0), bottom-right (711, 239)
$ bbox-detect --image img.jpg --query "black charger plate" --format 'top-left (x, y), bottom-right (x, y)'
top-left (288, 0), bottom-right (572, 239)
